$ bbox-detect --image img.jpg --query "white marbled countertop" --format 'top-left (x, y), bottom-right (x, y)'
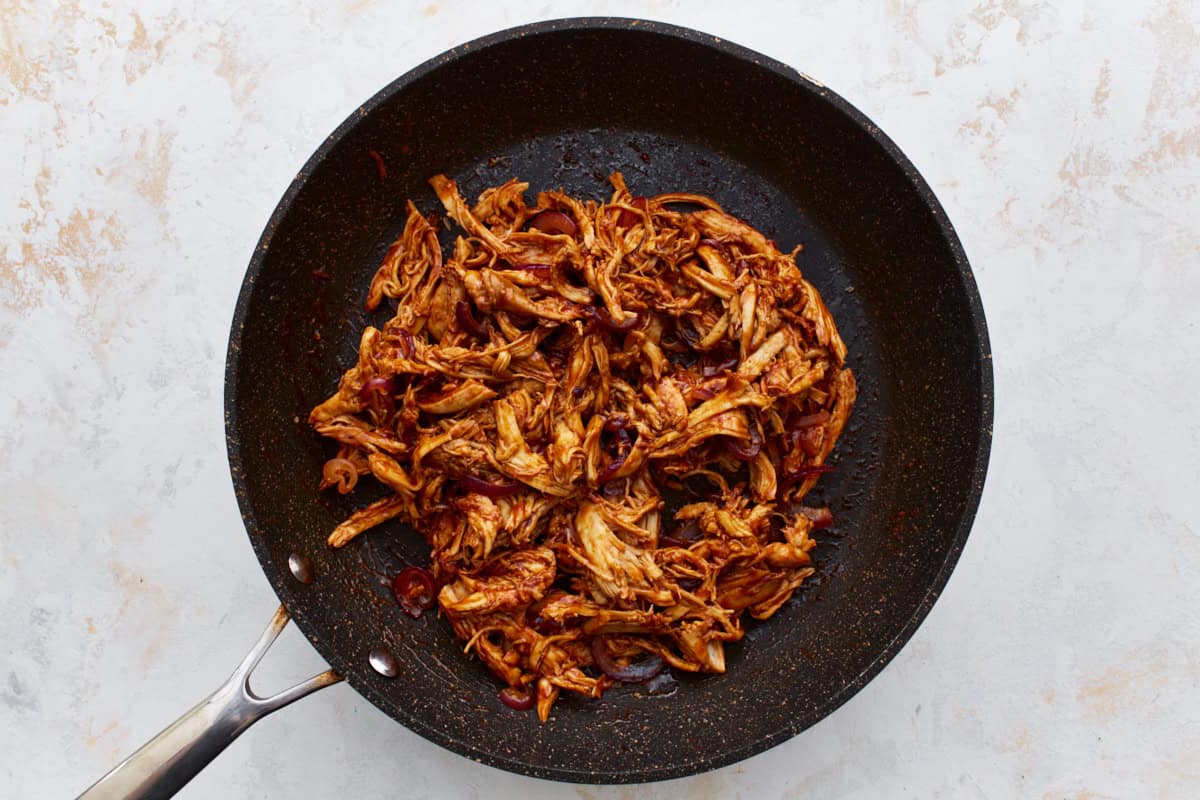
top-left (2, 1), bottom-right (1198, 798)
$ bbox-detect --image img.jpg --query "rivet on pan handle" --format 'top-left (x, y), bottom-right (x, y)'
top-left (76, 606), bottom-right (342, 800)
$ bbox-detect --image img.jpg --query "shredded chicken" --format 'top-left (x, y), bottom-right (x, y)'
top-left (311, 174), bottom-right (856, 720)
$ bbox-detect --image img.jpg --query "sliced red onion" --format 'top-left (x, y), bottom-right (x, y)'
top-left (596, 450), bottom-right (629, 484)
top-left (616, 196), bottom-right (648, 227)
top-left (794, 410), bottom-right (830, 428)
top-left (455, 300), bottom-right (485, 338)
top-left (660, 518), bottom-right (702, 549)
top-left (460, 475), bottom-right (523, 497)
top-left (597, 415), bottom-right (636, 483)
top-left (322, 457), bottom-right (359, 495)
top-left (793, 464), bottom-right (834, 478)
top-left (801, 506), bottom-right (835, 530)
top-left (658, 329), bottom-right (683, 350)
top-left (702, 354), bottom-right (739, 377)
top-left (600, 480), bottom-right (626, 499)
top-left (726, 425), bottom-right (763, 462)
top-left (398, 330), bottom-right (416, 358)
top-left (525, 605), bottom-right (565, 635)
top-left (590, 638), bottom-right (665, 683)
top-left (527, 210), bottom-right (577, 236)
top-left (358, 376), bottom-right (395, 402)
top-left (779, 463), bottom-right (834, 492)
top-left (603, 415), bottom-right (630, 434)
top-left (498, 687), bottom-right (534, 711)
top-left (586, 306), bottom-right (640, 333)
top-left (698, 237), bottom-right (731, 260)
top-left (797, 427), bottom-right (823, 458)
top-left (392, 566), bottom-right (436, 618)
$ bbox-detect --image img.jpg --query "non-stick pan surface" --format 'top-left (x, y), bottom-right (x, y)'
top-left (225, 18), bottom-right (992, 783)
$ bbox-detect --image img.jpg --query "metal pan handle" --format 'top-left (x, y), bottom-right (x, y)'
top-left (77, 605), bottom-right (342, 800)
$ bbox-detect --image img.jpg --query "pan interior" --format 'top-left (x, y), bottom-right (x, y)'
top-left (226, 20), bottom-right (990, 783)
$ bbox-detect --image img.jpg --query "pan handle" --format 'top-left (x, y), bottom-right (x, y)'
top-left (77, 605), bottom-right (342, 800)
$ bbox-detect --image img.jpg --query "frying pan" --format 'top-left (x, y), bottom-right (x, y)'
top-left (79, 17), bottom-right (992, 797)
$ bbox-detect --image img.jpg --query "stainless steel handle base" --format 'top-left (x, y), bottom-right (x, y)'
top-left (78, 605), bottom-right (342, 800)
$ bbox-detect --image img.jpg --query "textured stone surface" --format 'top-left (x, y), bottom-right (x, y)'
top-left (1, 1), bottom-right (1197, 798)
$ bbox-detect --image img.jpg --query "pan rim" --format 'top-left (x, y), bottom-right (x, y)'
top-left (224, 16), bottom-right (994, 784)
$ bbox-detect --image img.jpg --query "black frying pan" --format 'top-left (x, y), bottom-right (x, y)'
top-left (80, 18), bottom-right (992, 796)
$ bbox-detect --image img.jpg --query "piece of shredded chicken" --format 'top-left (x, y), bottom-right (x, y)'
top-left (310, 174), bottom-right (856, 720)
